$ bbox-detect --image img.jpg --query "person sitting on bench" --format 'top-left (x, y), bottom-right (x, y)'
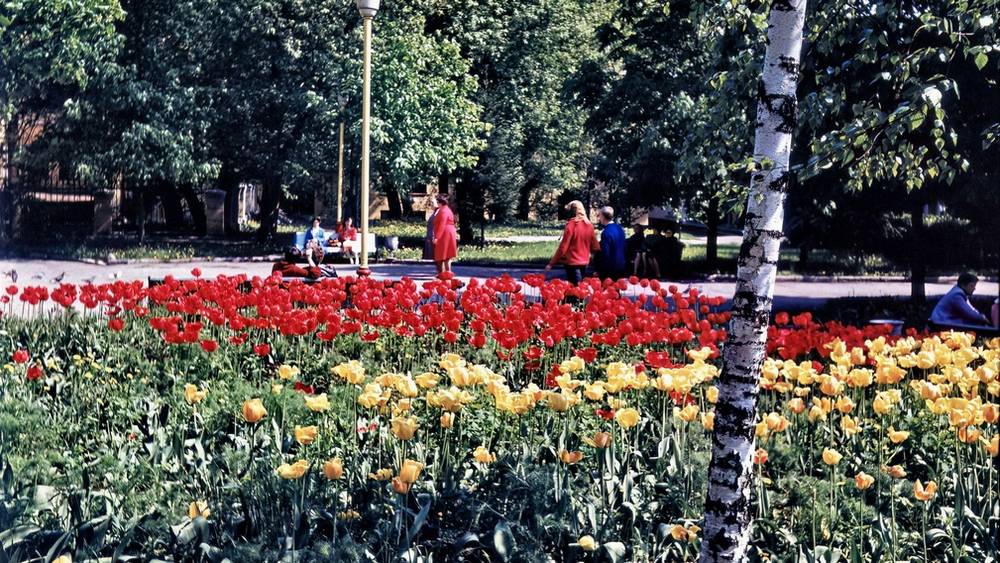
top-left (930, 272), bottom-right (992, 328)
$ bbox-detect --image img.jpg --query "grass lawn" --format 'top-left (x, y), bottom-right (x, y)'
top-left (4, 237), bottom-right (282, 262)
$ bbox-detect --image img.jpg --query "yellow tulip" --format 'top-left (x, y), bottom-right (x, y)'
top-left (184, 384), bottom-right (206, 405)
top-left (854, 471), bottom-right (875, 490)
top-left (53, 556), bottom-right (72, 563)
top-left (414, 372), bottom-right (439, 388)
top-left (440, 412), bottom-right (455, 428)
top-left (294, 425), bottom-right (318, 446)
top-left (821, 448), bottom-right (842, 466)
top-left (369, 468), bottom-right (393, 481)
top-left (670, 524), bottom-right (688, 541)
top-left (399, 459), bottom-right (424, 483)
top-left (473, 445), bottom-right (496, 464)
top-left (982, 403), bottom-right (999, 424)
top-left (615, 407), bottom-right (641, 429)
top-left (242, 399), bottom-right (267, 423)
top-left (583, 382), bottom-right (606, 401)
top-left (578, 535), bottom-right (598, 551)
top-left (887, 427), bottom-right (909, 444)
top-left (675, 404), bottom-right (699, 423)
top-left (188, 500), bottom-right (211, 519)
top-left (277, 364), bottom-right (299, 381)
top-left (840, 416), bottom-right (861, 436)
top-left (276, 459), bottom-right (309, 480)
top-left (391, 416), bottom-right (418, 441)
top-left (705, 386), bottom-right (719, 404)
top-left (701, 412), bottom-right (715, 431)
top-left (323, 458), bottom-right (344, 480)
top-left (984, 435), bottom-right (998, 457)
top-left (395, 376), bottom-right (419, 398)
top-left (788, 398), bottom-right (806, 414)
top-left (304, 393), bottom-right (330, 412)
top-left (913, 479), bottom-right (937, 501)
top-left (332, 360), bottom-right (366, 384)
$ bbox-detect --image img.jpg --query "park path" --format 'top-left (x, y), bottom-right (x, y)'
top-left (2, 257), bottom-right (996, 315)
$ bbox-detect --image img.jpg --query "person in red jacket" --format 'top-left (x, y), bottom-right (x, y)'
top-left (546, 200), bottom-right (599, 285)
top-left (432, 194), bottom-right (458, 275)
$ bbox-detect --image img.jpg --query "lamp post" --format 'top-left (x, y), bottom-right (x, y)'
top-left (356, 0), bottom-right (379, 276)
top-left (336, 94), bottom-right (347, 225)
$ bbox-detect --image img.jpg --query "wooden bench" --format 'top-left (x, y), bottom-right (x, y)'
top-left (293, 231), bottom-right (376, 257)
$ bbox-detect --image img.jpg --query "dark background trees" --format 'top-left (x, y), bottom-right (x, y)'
top-left (2, 0), bottom-right (998, 291)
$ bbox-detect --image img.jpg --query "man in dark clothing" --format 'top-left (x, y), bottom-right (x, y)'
top-left (596, 207), bottom-right (626, 280)
top-left (658, 224), bottom-right (685, 279)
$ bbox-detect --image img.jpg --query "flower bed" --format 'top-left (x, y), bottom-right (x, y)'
top-left (1, 274), bottom-right (998, 561)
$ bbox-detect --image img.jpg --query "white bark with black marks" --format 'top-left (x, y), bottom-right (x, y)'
top-left (699, 1), bottom-right (807, 561)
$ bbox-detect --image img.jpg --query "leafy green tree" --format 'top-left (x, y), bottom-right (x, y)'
top-left (0, 0), bottom-right (123, 238)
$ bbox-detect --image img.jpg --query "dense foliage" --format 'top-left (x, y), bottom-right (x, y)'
top-left (0, 275), bottom-right (997, 560)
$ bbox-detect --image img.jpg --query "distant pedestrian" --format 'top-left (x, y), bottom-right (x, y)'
top-left (930, 272), bottom-right (992, 327)
top-left (424, 204), bottom-right (438, 261)
top-left (431, 194), bottom-right (458, 275)
top-left (595, 206), bottom-right (626, 280)
top-left (546, 200), bottom-right (599, 285)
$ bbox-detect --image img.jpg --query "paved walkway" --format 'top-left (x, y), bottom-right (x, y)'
top-left (2, 257), bottom-right (996, 313)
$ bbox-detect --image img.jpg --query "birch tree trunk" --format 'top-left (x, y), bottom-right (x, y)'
top-left (699, 1), bottom-right (807, 561)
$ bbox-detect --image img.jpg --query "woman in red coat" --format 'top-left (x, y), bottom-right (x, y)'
top-left (432, 194), bottom-right (458, 274)
top-left (546, 200), bottom-right (599, 285)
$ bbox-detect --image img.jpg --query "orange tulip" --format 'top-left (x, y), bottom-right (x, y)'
top-left (559, 450), bottom-right (583, 464)
top-left (854, 471), bottom-right (875, 490)
top-left (242, 399), bottom-right (267, 423)
top-left (913, 479), bottom-right (937, 501)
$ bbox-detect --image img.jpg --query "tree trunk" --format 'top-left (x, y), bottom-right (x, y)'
top-left (137, 189), bottom-right (147, 243)
top-left (438, 172), bottom-right (450, 195)
top-left (256, 173), bottom-right (281, 241)
top-left (158, 181), bottom-right (186, 228)
top-left (455, 177), bottom-right (475, 244)
top-left (179, 183), bottom-right (207, 236)
top-left (386, 186), bottom-right (404, 219)
top-left (700, 2), bottom-right (806, 562)
top-left (706, 194), bottom-right (720, 270)
top-left (910, 198), bottom-right (926, 304)
top-left (219, 162), bottom-right (241, 235)
top-left (517, 178), bottom-right (539, 221)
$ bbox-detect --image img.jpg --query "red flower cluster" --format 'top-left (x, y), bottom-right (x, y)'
top-left (4, 274), bottom-right (732, 369)
top-left (767, 312), bottom-right (908, 360)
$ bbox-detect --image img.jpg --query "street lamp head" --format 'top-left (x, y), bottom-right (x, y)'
top-left (356, 0), bottom-right (380, 18)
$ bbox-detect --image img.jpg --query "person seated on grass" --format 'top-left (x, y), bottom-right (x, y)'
top-left (273, 247), bottom-right (321, 279)
top-left (337, 217), bottom-right (359, 265)
top-left (930, 272), bottom-right (992, 328)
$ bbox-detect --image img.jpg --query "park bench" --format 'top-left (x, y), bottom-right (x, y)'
top-left (293, 231), bottom-right (376, 258)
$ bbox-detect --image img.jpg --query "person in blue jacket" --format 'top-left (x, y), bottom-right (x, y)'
top-left (930, 272), bottom-right (992, 327)
top-left (595, 206), bottom-right (626, 280)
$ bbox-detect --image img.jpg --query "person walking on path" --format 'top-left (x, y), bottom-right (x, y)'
top-left (930, 272), bottom-right (993, 327)
top-left (546, 200), bottom-right (599, 285)
top-left (431, 194), bottom-right (458, 275)
top-left (595, 206), bottom-right (626, 280)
